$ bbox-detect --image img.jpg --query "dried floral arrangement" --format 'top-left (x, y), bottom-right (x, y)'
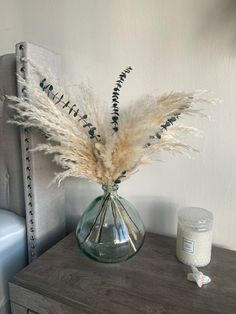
top-left (8, 65), bottom-right (216, 186)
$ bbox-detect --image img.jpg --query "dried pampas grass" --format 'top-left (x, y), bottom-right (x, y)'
top-left (7, 65), bottom-right (217, 186)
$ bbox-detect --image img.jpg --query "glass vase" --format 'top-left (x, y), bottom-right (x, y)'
top-left (76, 184), bottom-right (145, 263)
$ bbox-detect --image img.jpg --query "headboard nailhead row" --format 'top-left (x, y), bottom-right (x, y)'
top-left (17, 43), bottom-right (36, 261)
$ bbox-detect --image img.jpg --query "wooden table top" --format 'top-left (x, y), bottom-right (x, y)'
top-left (10, 232), bottom-right (236, 314)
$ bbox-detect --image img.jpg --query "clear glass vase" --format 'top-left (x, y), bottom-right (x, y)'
top-left (76, 184), bottom-right (145, 263)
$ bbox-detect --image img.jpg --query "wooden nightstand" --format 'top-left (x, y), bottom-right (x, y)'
top-left (9, 232), bottom-right (236, 314)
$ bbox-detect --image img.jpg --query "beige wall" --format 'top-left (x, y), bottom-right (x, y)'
top-left (1, 0), bottom-right (236, 250)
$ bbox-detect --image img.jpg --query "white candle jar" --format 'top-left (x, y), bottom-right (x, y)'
top-left (176, 207), bottom-right (213, 267)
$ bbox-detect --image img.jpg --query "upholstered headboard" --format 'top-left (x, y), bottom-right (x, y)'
top-left (0, 54), bottom-right (25, 217)
top-left (0, 42), bottom-right (66, 262)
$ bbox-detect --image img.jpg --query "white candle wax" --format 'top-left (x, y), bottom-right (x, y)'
top-left (176, 224), bottom-right (212, 267)
top-left (176, 207), bottom-right (213, 267)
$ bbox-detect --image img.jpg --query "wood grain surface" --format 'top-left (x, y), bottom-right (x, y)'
top-left (10, 232), bottom-right (236, 314)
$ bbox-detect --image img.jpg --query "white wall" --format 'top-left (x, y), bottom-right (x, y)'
top-left (0, 0), bottom-right (22, 53)
top-left (1, 0), bottom-right (236, 250)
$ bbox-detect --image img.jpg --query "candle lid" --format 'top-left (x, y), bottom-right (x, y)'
top-left (178, 207), bottom-right (213, 229)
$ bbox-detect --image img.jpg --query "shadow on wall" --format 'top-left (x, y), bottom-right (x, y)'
top-left (65, 178), bottom-right (100, 232)
top-left (198, 0), bottom-right (236, 53)
top-left (123, 195), bottom-right (178, 237)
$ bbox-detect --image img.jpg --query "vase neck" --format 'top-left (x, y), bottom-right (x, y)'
top-left (102, 184), bottom-right (119, 195)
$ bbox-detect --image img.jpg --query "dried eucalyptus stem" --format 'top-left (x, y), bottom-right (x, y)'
top-left (111, 66), bottom-right (133, 132)
top-left (40, 78), bottom-right (100, 141)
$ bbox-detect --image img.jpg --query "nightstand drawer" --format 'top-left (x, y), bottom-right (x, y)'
top-left (11, 302), bottom-right (39, 314)
top-left (11, 303), bottom-right (26, 314)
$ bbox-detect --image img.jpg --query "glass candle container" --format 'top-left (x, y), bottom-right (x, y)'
top-left (176, 207), bottom-right (213, 267)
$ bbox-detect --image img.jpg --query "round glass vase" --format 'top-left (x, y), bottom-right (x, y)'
top-left (76, 184), bottom-right (145, 263)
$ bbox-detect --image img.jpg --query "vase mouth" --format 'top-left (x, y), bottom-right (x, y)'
top-left (102, 184), bottom-right (119, 193)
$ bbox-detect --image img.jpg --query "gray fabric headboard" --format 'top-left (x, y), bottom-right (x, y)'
top-left (0, 42), bottom-right (66, 262)
top-left (0, 54), bottom-right (25, 217)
